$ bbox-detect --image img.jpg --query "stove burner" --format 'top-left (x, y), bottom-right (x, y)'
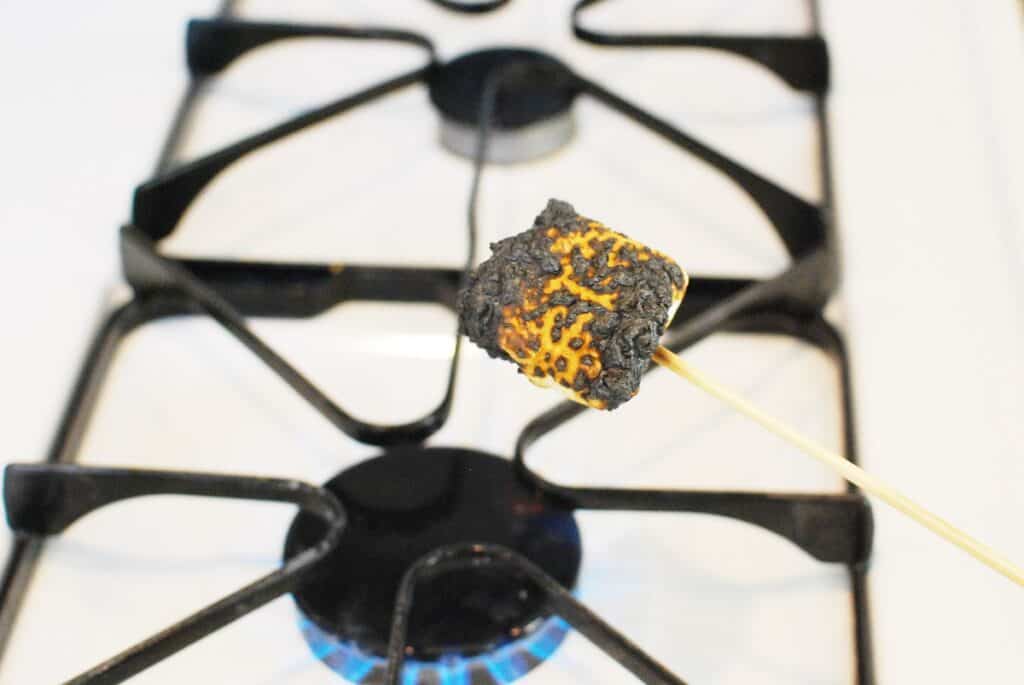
top-left (283, 447), bottom-right (582, 683)
top-left (429, 48), bottom-right (578, 163)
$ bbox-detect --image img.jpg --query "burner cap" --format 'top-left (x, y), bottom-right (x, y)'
top-left (429, 48), bottom-right (576, 129)
top-left (428, 48), bottom-right (578, 163)
top-left (283, 447), bottom-right (581, 683)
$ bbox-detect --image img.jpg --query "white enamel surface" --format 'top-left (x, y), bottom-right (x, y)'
top-left (1, 1), bottom-right (1022, 683)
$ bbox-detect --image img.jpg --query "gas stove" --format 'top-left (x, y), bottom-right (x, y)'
top-left (2, 1), bottom-right (1020, 684)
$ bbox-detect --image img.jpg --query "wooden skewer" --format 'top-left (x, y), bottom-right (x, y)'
top-left (652, 345), bottom-right (1024, 588)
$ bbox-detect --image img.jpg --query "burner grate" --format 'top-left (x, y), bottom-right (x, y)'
top-left (0, 2), bottom-right (874, 683)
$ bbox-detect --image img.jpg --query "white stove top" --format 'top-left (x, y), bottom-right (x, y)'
top-left (1, 1), bottom-right (1022, 683)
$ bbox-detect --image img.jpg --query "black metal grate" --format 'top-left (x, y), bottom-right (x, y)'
top-left (0, 2), bottom-right (874, 683)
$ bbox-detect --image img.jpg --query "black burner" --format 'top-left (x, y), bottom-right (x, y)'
top-left (283, 447), bottom-right (582, 665)
top-left (429, 48), bottom-right (576, 129)
top-left (428, 48), bottom-right (578, 163)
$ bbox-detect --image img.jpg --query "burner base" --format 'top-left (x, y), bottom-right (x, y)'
top-left (439, 112), bottom-right (575, 164)
top-left (283, 447), bottom-right (581, 682)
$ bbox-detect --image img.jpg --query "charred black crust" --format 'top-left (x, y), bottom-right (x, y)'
top-left (457, 199), bottom-right (684, 410)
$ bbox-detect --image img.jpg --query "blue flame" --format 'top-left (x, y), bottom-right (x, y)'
top-left (525, 617), bottom-right (570, 661)
top-left (401, 662), bottom-right (421, 685)
top-left (483, 650), bottom-right (529, 684)
top-left (297, 608), bottom-right (570, 684)
top-left (438, 657), bottom-right (470, 685)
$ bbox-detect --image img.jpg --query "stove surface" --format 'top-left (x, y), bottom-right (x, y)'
top-left (2, 1), bottom-right (1023, 684)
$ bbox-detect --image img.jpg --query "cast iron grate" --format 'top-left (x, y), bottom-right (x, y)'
top-left (0, 2), bottom-right (874, 683)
